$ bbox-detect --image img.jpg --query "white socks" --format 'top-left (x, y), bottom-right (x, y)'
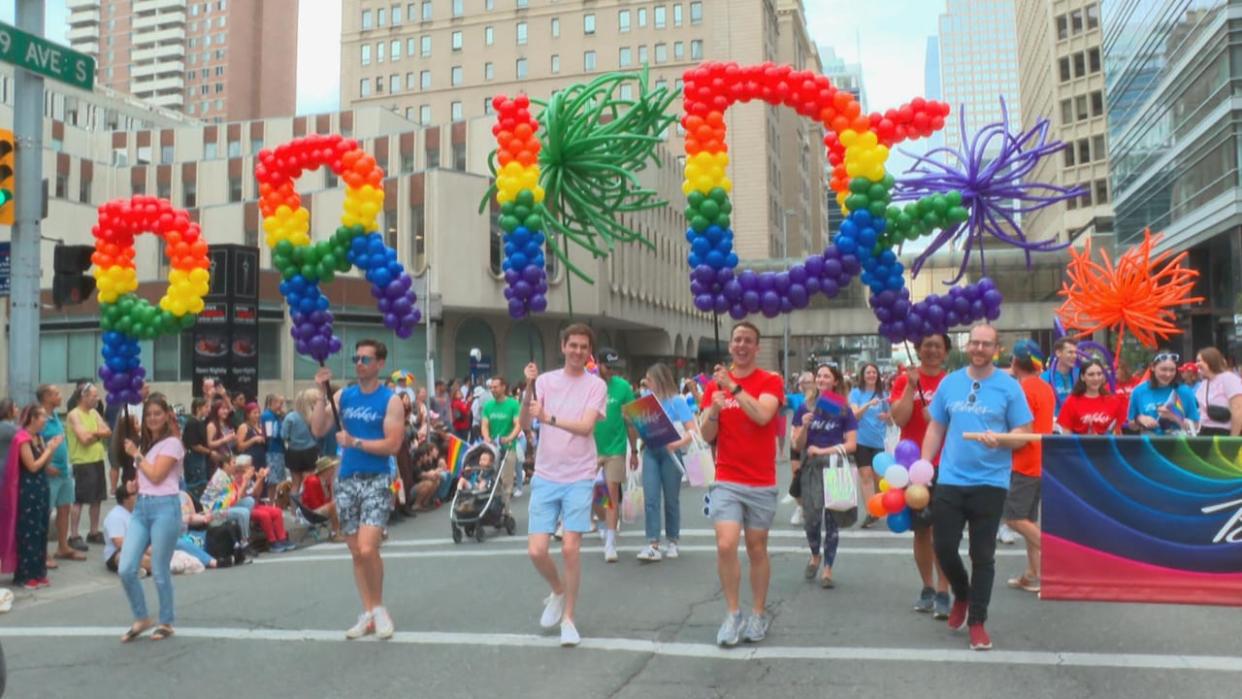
top-left (605, 528), bottom-right (616, 547)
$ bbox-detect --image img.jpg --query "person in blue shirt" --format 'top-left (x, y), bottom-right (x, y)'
top-left (1039, 337), bottom-right (1079, 416)
top-left (921, 324), bottom-right (1033, 652)
top-left (635, 363), bottom-right (698, 562)
top-left (848, 363), bottom-right (889, 528)
top-left (261, 395), bottom-right (287, 486)
top-left (1126, 351), bottom-right (1199, 434)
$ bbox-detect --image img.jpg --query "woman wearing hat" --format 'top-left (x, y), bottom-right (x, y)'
top-left (301, 457), bottom-right (342, 541)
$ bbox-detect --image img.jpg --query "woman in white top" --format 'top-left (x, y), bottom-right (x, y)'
top-left (1195, 346), bottom-right (1242, 437)
top-left (118, 394), bottom-right (186, 643)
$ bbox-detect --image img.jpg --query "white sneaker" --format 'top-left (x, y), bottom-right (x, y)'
top-left (790, 508), bottom-right (804, 526)
top-left (604, 543), bottom-right (618, 563)
top-left (372, 606), bottom-right (395, 640)
top-left (781, 493), bottom-right (795, 504)
top-left (553, 523), bottom-right (564, 540)
top-left (513, 487), bottom-right (523, 498)
top-left (636, 544), bottom-right (662, 562)
top-left (345, 611), bottom-right (374, 639)
top-left (597, 528), bottom-right (607, 544)
top-left (998, 524), bottom-right (1016, 545)
top-left (560, 620), bottom-right (581, 647)
top-left (540, 592), bottom-right (565, 628)
top-left (665, 541), bottom-right (680, 559)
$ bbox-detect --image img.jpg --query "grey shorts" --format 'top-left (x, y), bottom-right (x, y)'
top-left (334, 473), bottom-right (392, 535)
top-left (708, 481), bottom-right (779, 530)
top-left (1003, 472), bottom-right (1041, 523)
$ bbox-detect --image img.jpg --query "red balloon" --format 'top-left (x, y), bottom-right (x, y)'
top-left (882, 489), bottom-right (907, 515)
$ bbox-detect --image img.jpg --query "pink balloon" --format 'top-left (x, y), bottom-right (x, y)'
top-left (908, 459), bottom-right (935, 486)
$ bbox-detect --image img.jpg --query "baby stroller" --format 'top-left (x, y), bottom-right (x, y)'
top-left (450, 442), bottom-right (517, 543)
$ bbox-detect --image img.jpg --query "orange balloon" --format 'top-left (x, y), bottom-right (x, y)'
top-left (866, 493), bottom-right (887, 519)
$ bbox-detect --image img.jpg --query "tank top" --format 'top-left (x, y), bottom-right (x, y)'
top-left (67, 407), bottom-right (106, 465)
top-left (339, 384), bottom-right (394, 478)
top-left (242, 421), bottom-right (267, 468)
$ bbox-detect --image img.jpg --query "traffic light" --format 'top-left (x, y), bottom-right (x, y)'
top-left (0, 128), bottom-right (14, 226)
top-left (52, 244), bottom-right (95, 307)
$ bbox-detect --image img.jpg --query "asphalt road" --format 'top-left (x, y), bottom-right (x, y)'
top-left (2, 472), bottom-right (1239, 699)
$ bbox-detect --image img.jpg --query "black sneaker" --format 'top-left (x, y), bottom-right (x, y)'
top-left (913, 586), bottom-right (935, 613)
top-left (68, 536), bottom-right (88, 552)
top-left (860, 515), bottom-right (879, 529)
top-left (86, 532), bottom-right (105, 545)
top-left (933, 591), bottom-right (952, 620)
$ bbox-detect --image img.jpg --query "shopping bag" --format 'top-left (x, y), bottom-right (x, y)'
top-left (621, 468), bottom-right (644, 524)
top-left (823, 453), bottom-right (860, 512)
top-left (680, 434), bottom-right (716, 487)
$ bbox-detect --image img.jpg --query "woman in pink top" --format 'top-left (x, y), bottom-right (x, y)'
top-left (1195, 347), bottom-right (1242, 437)
top-left (118, 394), bottom-right (185, 642)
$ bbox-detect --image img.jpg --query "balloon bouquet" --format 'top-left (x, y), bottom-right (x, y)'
top-left (255, 134), bottom-right (421, 365)
top-left (92, 197), bottom-right (211, 404)
top-left (866, 439), bottom-right (936, 533)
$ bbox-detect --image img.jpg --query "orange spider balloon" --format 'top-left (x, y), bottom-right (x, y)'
top-left (1057, 228), bottom-right (1203, 358)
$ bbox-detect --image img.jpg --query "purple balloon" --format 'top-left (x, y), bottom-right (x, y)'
top-left (530, 294), bottom-right (548, 313)
top-left (804, 255), bottom-right (825, 277)
top-left (694, 294), bottom-right (714, 312)
top-left (986, 305), bottom-right (1002, 321)
top-left (713, 294), bottom-right (729, 313)
top-left (894, 439), bottom-right (921, 466)
top-left (514, 280), bottom-right (533, 299)
top-left (823, 258), bottom-right (843, 279)
top-left (841, 255), bottom-right (861, 275)
top-left (329, 337), bottom-right (343, 354)
top-left (774, 272), bottom-right (791, 294)
top-left (820, 278), bottom-right (838, 297)
top-left (761, 291), bottom-right (781, 315)
top-left (757, 273), bottom-right (774, 292)
top-left (384, 312), bottom-right (399, 328)
top-left (508, 298), bottom-right (527, 318)
top-left (723, 280), bottom-right (743, 301)
top-left (982, 289), bottom-right (1003, 309)
top-left (690, 280), bottom-right (706, 296)
top-left (805, 276), bottom-right (821, 294)
top-left (503, 287), bottom-right (515, 300)
top-left (788, 283), bottom-right (808, 308)
top-left (742, 290), bottom-right (761, 312)
top-left (738, 270), bottom-right (758, 292)
top-left (729, 304), bottom-right (747, 320)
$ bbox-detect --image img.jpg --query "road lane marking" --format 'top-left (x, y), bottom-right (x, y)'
top-left (320, 528), bottom-right (914, 550)
top-left (1, 625), bottom-right (1238, 672)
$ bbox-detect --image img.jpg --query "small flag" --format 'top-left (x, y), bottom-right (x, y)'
top-left (815, 392), bottom-right (846, 417)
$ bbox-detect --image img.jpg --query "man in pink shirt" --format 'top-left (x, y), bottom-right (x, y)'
top-left (520, 323), bottom-right (608, 648)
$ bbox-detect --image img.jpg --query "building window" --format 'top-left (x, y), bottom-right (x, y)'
top-left (674, 41), bottom-right (685, 60)
top-left (360, 79), bottom-right (372, 97)
top-left (426, 141), bottom-right (440, 168)
top-left (619, 84), bottom-right (633, 100)
top-left (637, 8), bottom-right (647, 27)
top-left (551, 17), bottom-right (559, 37)
top-left (378, 7), bottom-right (387, 25)
top-left (419, 105), bottom-right (431, 124)
top-left (375, 76), bottom-right (383, 93)
top-left (251, 137), bottom-right (263, 155)
top-left (1063, 146), bottom-right (1074, 168)
top-left (392, 3), bottom-right (402, 24)
top-left (1070, 9), bottom-right (1083, 34)
top-left (1088, 47), bottom-right (1100, 73)
top-left (407, 37), bottom-right (416, 56)
top-left (160, 145), bottom-right (174, 164)
top-left (619, 47), bottom-right (632, 67)
top-left (79, 176), bottom-right (92, 204)
top-left (584, 50), bottom-right (596, 71)
top-left (1078, 185), bottom-right (1092, 208)
top-left (517, 21), bottom-right (527, 44)
top-left (227, 174), bottom-right (244, 202)
top-left (401, 152), bottom-right (414, 173)
top-left (1078, 138), bottom-right (1090, 163)
top-left (422, 1), bottom-right (432, 21)
top-left (407, 71), bottom-right (416, 89)
top-left (690, 2), bottom-right (702, 24)
top-left (378, 40), bottom-right (386, 62)
top-left (1075, 95), bottom-right (1088, 121)
top-left (421, 70), bottom-right (431, 89)
top-left (361, 44), bottom-right (371, 65)
top-left (1086, 3), bottom-right (1099, 30)
top-left (451, 101), bottom-right (463, 121)
top-left (453, 142), bottom-right (466, 170)
top-left (674, 3), bottom-right (683, 26)
top-left (410, 204), bottom-right (426, 271)
top-left (452, 0), bottom-right (463, 17)
top-left (452, 30), bottom-right (462, 50)
top-left (1094, 179), bottom-right (1108, 204)
top-left (362, 9), bottom-right (373, 29)
top-left (584, 13), bottom-right (595, 34)
top-left (654, 6), bottom-right (666, 28)
top-left (1073, 52), bottom-right (1085, 78)
top-left (486, 0), bottom-right (494, 9)
top-left (619, 9), bottom-right (631, 32)
top-left (516, 57), bottom-right (528, 78)
top-left (1092, 135), bottom-right (1106, 161)
top-left (204, 142), bottom-right (218, 159)
top-left (226, 140), bottom-right (241, 158)
top-left (690, 39), bottom-right (702, 60)
top-left (1091, 90), bottom-right (1104, 116)
top-left (638, 45), bottom-right (648, 64)
top-left (655, 43), bottom-right (667, 63)
top-left (451, 65), bottom-right (463, 85)
top-left (485, 25), bottom-right (494, 45)
top-left (391, 39), bottom-right (400, 60)
top-left (391, 74), bottom-right (401, 92)
top-left (485, 62), bottom-right (494, 80)
top-left (54, 173), bottom-right (67, 199)
top-left (484, 97), bottom-right (494, 114)
top-left (1058, 56), bottom-right (1070, 82)
top-left (550, 54), bottom-right (560, 74)
top-left (1055, 14), bottom-right (1067, 40)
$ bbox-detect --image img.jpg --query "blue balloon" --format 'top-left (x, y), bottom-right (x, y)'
top-left (873, 452), bottom-right (897, 471)
top-left (887, 509), bottom-right (912, 533)
top-left (705, 250), bottom-right (725, 269)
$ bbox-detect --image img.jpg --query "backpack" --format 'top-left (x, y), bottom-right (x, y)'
top-left (205, 520), bottom-right (247, 568)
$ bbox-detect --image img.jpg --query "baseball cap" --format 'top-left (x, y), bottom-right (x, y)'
top-left (598, 348), bottom-right (624, 368)
top-left (1012, 339), bottom-right (1045, 366)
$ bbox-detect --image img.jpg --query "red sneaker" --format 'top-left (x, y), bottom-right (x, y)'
top-left (969, 623), bottom-right (992, 650)
top-left (36, 578), bottom-right (51, 588)
top-left (947, 598), bottom-right (969, 630)
top-left (21, 579), bottom-right (39, 590)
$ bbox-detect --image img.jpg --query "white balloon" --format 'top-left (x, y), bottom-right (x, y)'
top-left (884, 464), bottom-right (910, 489)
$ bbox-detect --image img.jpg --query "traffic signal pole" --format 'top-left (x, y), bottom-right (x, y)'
top-left (9, 0), bottom-right (45, 404)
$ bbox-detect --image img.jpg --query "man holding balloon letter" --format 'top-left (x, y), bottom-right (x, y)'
top-left (919, 324), bottom-right (1032, 652)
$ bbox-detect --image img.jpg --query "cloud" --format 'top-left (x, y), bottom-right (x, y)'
top-left (296, 0), bottom-right (343, 115)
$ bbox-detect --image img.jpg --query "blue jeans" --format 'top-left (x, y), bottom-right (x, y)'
top-left (177, 536), bottom-right (214, 566)
top-left (513, 436), bottom-right (526, 489)
top-left (119, 494), bottom-right (181, 625)
top-left (228, 496), bottom-right (254, 539)
top-left (642, 447), bottom-right (682, 543)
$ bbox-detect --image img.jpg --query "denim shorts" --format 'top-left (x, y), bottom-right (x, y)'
top-left (48, 474), bottom-right (75, 508)
top-left (334, 473), bottom-right (392, 535)
top-left (527, 476), bottom-right (593, 535)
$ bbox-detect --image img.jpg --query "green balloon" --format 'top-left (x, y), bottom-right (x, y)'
top-left (691, 216), bottom-right (709, 232)
top-left (945, 190), bottom-right (963, 207)
top-left (688, 191), bottom-right (705, 207)
top-left (516, 189), bottom-right (535, 208)
top-left (524, 214), bottom-right (542, 230)
top-left (719, 200), bottom-right (733, 214)
top-left (868, 184), bottom-right (889, 202)
top-left (275, 240), bottom-right (294, 258)
top-left (709, 187), bottom-right (729, 203)
top-left (321, 266), bottom-right (336, 283)
top-left (849, 177), bottom-right (871, 194)
top-left (716, 213), bottom-right (730, 230)
top-left (684, 204), bottom-right (699, 220)
top-left (699, 200), bottom-right (720, 220)
top-left (321, 253), bottom-right (336, 270)
top-left (947, 206), bottom-right (970, 224)
top-left (845, 193), bottom-right (869, 212)
top-left (180, 314), bottom-right (196, 329)
top-left (500, 215), bottom-right (519, 232)
top-left (931, 195), bottom-right (948, 215)
top-left (301, 264), bottom-right (317, 281)
top-left (881, 173), bottom-right (896, 189)
top-left (868, 201), bottom-right (888, 219)
top-left (922, 212), bottom-right (941, 229)
top-left (280, 265), bottom-right (297, 281)
top-left (514, 205), bottom-right (530, 221)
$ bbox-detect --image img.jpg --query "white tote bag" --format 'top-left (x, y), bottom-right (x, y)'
top-left (679, 433), bottom-right (716, 487)
top-left (822, 453), bottom-right (860, 512)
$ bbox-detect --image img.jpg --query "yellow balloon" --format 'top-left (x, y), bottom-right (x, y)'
top-left (878, 478), bottom-right (890, 493)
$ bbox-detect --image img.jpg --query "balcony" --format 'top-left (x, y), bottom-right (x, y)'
top-left (133, 26), bottom-right (186, 46)
top-left (66, 24), bottom-right (100, 43)
top-left (131, 59), bottom-right (185, 79)
top-left (134, 0), bottom-right (188, 12)
top-left (132, 42), bottom-right (184, 63)
top-left (66, 0), bottom-right (97, 9)
top-left (133, 9), bottom-right (186, 33)
top-left (145, 92), bottom-right (185, 110)
top-left (133, 74), bottom-right (185, 95)
top-left (67, 8), bottom-right (100, 27)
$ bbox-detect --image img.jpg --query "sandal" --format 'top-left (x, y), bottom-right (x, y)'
top-left (1007, 575), bottom-right (1033, 590)
top-left (804, 558), bottom-right (820, 580)
top-left (54, 550), bottom-right (86, 561)
top-left (819, 573), bottom-right (836, 589)
top-left (45, 558), bottom-right (59, 569)
top-left (121, 620), bottom-right (154, 643)
top-left (151, 625), bottom-right (175, 641)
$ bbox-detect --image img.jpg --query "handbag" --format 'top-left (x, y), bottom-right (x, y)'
top-left (822, 453), bottom-right (860, 512)
top-left (1204, 378), bottom-right (1233, 423)
top-left (679, 433), bottom-right (716, 487)
top-left (621, 467), bottom-right (644, 524)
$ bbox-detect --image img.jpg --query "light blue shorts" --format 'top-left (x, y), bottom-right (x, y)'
top-left (527, 476), bottom-right (593, 535)
top-left (48, 475), bottom-right (75, 509)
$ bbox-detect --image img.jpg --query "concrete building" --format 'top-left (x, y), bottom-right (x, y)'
top-left (65, 0), bottom-right (299, 122)
top-left (817, 45), bottom-right (867, 112)
top-left (1101, 0), bottom-right (1242, 356)
top-left (0, 73), bottom-right (713, 405)
top-left (775, 0), bottom-right (827, 259)
top-left (1015, 0), bottom-right (1112, 247)
top-left (937, 0), bottom-right (1022, 152)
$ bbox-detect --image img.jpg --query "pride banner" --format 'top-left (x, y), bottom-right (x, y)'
top-left (1041, 435), bottom-right (1242, 607)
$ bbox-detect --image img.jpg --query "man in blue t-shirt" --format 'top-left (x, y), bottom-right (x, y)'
top-left (261, 395), bottom-right (287, 485)
top-left (39, 385), bottom-right (86, 561)
top-left (921, 324), bottom-right (1033, 653)
top-left (1039, 337), bottom-right (1079, 416)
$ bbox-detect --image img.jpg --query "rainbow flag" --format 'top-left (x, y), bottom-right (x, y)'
top-left (1164, 390), bottom-right (1186, 419)
top-left (210, 481), bottom-right (240, 513)
top-left (444, 434), bottom-right (468, 479)
top-left (815, 391), bottom-right (847, 417)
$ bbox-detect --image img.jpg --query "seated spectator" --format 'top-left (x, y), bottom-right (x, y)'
top-left (302, 457), bottom-right (343, 542)
top-left (411, 442), bottom-right (449, 510)
top-left (201, 454), bottom-right (295, 553)
top-left (102, 486), bottom-right (149, 575)
top-left (177, 491), bottom-right (217, 569)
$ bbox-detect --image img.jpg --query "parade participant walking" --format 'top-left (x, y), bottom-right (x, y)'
top-left (1194, 347), bottom-right (1242, 437)
top-left (118, 394), bottom-right (186, 642)
top-left (849, 363), bottom-right (888, 528)
top-left (921, 324), bottom-right (1033, 651)
top-left (1004, 340), bottom-right (1055, 595)
top-left (312, 340), bottom-right (405, 641)
top-left (1040, 338), bottom-right (1079, 416)
top-left (520, 323), bottom-right (608, 647)
top-left (636, 362), bottom-right (697, 563)
top-left (793, 363), bottom-right (857, 588)
top-left (66, 383), bottom-right (112, 552)
top-left (1127, 352), bottom-right (1199, 434)
top-left (38, 386), bottom-right (84, 563)
top-left (481, 376), bottom-right (522, 508)
top-left (699, 321), bottom-right (784, 647)
top-left (1056, 360), bottom-right (1125, 435)
top-left (592, 348), bottom-right (637, 563)
top-left (890, 335), bottom-right (951, 617)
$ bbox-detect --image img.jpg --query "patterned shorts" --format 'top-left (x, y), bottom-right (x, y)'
top-left (334, 473), bottom-right (392, 535)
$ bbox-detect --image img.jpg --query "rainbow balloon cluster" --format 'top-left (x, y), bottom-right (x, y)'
top-left (256, 134), bottom-right (421, 363)
top-left (91, 196), bottom-right (211, 404)
top-left (683, 61), bottom-right (1009, 343)
top-left (492, 94), bottom-right (550, 319)
top-left (865, 439), bottom-right (935, 534)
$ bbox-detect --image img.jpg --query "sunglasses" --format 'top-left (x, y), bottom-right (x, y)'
top-left (1153, 352), bottom-right (1180, 364)
top-left (351, 355), bottom-right (376, 366)
top-left (967, 380), bottom-right (982, 404)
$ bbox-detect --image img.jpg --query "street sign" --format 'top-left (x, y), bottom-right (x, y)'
top-left (0, 21), bottom-right (95, 91)
top-left (0, 241), bottom-right (10, 296)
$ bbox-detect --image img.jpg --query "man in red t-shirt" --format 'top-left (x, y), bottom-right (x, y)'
top-left (700, 321), bottom-right (784, 648)
top-left (1004, 341), bottom-right (1055, 594)
top-left (890, 334), bottom-right (951, 618)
